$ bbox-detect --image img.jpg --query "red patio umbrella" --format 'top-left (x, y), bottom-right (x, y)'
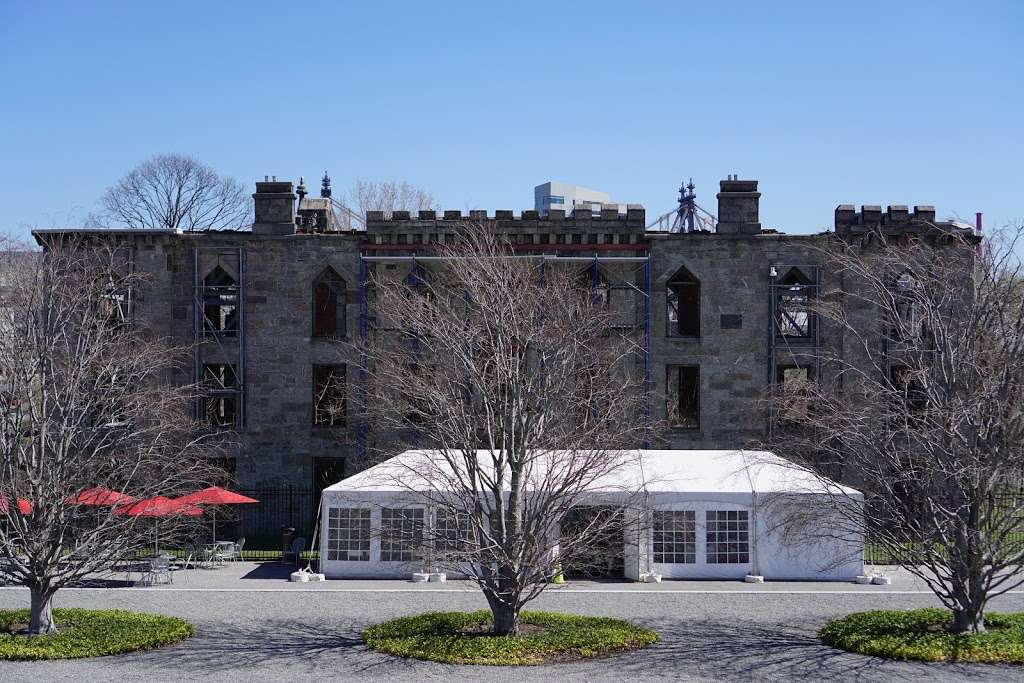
top-left (0, 497), bottom-right (33, 515)
top-left (68, 486), bottom-right (136, 507)
top-left (115, 496), bottom-right (203, 554)
top-left (115, 496), bottom-right (202, 517)
top-left (175, 487), bottom-right (258, 543)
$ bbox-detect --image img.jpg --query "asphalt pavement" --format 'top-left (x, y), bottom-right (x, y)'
top-left (0, 564), bottom-right (1022, 682)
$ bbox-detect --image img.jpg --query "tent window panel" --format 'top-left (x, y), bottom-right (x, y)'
top-left (434, 508), bottom-right (473, 557)
top-left (666, 365), bottom-right (700, 429)
top-left (326, 507), bottom-right (371, 561)
top-left (313, 365), bottom-right (346, 426)
top-left (706, 510), bottom-right (750, 564)
top-left (667, 268), bottom-right (700, 337)
top-left (380, 508), bottom-right (424, 562)
top-left (653, 510), bottom-right (696, 564)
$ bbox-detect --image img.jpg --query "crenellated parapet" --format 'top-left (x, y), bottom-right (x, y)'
top-left (834, 204), bottom-right (973, 237)
top-left (363, 205), bottom-right (647, 247)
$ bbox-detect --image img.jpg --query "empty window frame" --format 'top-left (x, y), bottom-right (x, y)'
top-left (776, 268), bottom-right (813, 338)
top-left (773, 365), bottom-right (812, 422)
top-left (312, 268), bottom-right (346, 337)
top-left (203, 266), bottom-right (238, 337)
top-left (775, 365), bottom-right (811, 386)
top-left (888, 364), bottom-right (928, 415)
top-left (666, 365), bottom-right (700, 428)
top-left (667, 266), bottom-right (700, 337)
top-left (892, 271), bottom-right (923, 340)
top-left (380, 508), bottom-right (424, 562)
top-left (326, 507), bottom-right (371, 561)
top-left (97, 271), bottom-right (131, 328)
top-left (313, 365), bottom-right (346, 426)
top-left (706, 510), bottom-right (750, 564)
top-left (653, 510), bottom-right (696, 564)
top-left (203, 363), bottom-right (238, 427)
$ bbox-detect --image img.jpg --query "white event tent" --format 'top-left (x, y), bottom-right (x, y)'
top-left (319, 449), bottom-right (864, 581)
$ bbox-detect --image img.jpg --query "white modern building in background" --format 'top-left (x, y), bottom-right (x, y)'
top-left (319, 449), bottom-right (864, 581)
top-left (534, 181), bottom-right (625, 216)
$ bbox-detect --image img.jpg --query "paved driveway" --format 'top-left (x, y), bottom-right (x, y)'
top-left (0, 571), bottom-right (1021, 682)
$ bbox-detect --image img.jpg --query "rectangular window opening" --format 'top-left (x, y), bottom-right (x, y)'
top-left (313, 365), bottom-right (346, 426)
top-left (666, 365), bottom-right (699, 429)
top-left (203, 363), bottom-right (239, 428)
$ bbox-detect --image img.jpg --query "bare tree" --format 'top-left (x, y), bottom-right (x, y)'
top-left (0, 234), bottom-right (223, 634)
top-left (346, 178), bottom-right (435, 219)
top-left (763, 223), bottom-right (1024, 634)
top-left (99, 154), bottom-right (250, 232)
top-left (345, 224), bottom-right (651, 635)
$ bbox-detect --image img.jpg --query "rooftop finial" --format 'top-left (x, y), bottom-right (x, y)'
top-left (321, 171), bottom-right (332, 199)
top-left (296, 176), bottom-right (308, 202)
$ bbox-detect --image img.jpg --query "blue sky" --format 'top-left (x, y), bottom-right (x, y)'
top-left (1, 1), bottom-right (1020, 240)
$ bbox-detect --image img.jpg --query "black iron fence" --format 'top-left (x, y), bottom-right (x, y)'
top-left (212, 486), bottom-right (319, 559)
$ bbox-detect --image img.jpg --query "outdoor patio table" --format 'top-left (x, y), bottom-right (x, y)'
top-left (203, 543), bottom-right (233, 568)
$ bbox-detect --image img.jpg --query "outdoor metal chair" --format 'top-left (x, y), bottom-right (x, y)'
top-left (283, 537), bottom-right (306, 565)
top-left (141, 555), bottom-right (172, 585)
top-left (218, 542), bottom-right (237, 562)
top-left (234, 537), bottom-right (245, 561)
top-left (179, 544), bottom-right (204, 570)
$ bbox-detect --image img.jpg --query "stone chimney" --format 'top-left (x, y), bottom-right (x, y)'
top-left (716, 176), bottom-right (761, 235)
top-left (252, 176), bottom-right (296, 235)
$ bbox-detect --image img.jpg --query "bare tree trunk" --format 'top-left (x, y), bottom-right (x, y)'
top-left (953, 603), bottom-right (986, 634)
top-left (29, 585), bottom-right (57, 635)
top-left (485, 591), bottom-right (520, 636)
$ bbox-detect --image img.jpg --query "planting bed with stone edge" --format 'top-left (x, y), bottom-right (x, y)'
top-left (362, 610), bottom-right (659, 665)
top-left (0, 608), bottom-right (194, 660)
top-left (820, 608), bottom-right (1024, 663)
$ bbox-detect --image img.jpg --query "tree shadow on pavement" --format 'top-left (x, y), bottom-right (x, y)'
top-left (133, 618), bottom-right (411, 676)
top-left (114, 616), bottom-right (1019, 682)
top-left (240, 562), bottom-right (295, 580)
top-left (597, 619), bottom-right (1013, 682)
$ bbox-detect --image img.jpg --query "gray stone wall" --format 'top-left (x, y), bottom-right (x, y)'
top-left (99, 191), bottom-right (972, 491)
top-left (650, 233), bottom-right (827, 449)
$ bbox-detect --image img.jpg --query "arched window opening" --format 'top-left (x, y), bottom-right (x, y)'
top-left (313, 267), bottom-right (346, 337)
top-left (776, 268), bottom-right (812, 338)
top-left (667, 266), bottom-right (700, 337)
top-left (203, 266), bottom-right (238, 337)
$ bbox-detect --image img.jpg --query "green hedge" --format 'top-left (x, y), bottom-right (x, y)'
top-left (820, 608), bottom-right (1024, 663)
top-left (363, 610), bottom-right (659, 665)
top-left (0, 608), bottom-right (194, 660)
